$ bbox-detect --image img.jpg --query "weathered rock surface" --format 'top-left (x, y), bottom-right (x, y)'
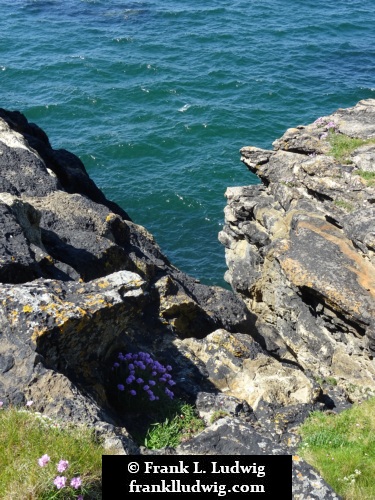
top-left (0, 108), bottom-right (263, 430)
top-left (1, 104), bottom-right (367, 499)
top-left (0, 109), bottom-right (252, 340)
top-left (142, 414), bottom-right (341, 499)
top-left (219, 99), bottom-right (375, 399)
top-left (175, 329), bottom-right (319, 409)
top-left (1, 107), bottom-right (328, 414)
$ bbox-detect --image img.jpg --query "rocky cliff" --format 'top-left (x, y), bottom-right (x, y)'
top-left (2, 103), bottom-right (372, 498)
top-left (0, 108), bottom-right (258, 422)
top-left (219, 99), bottom-right (375, 401)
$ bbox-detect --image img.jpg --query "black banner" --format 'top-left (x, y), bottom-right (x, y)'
top-left (102, 455), bottom-right (292, 498)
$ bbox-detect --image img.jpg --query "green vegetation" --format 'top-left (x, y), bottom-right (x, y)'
top-left (0, 399), bottom-right (205, 498)
top-left (298, 397), bottom-right (375, 500)
top-left (117, 395), bottom-right (205, 448)
top-left (324, 377), bottom-right (338, 386)
top-left (354, 170), bottom-right (375, 187)
top-left (328, 133), bottom-right (375, 164)
top-left (316, 376), bottom-right (338, 387)
top-left (0, 406), bottom-right (105, 499)
top-left (5, 388), bottom-right (374, 500)
top-left (109, 352), bottom-right (205, 448)
top-left (280, 181), bottom-right (297, 188)
top-left (210, 409), bottom-right (230, 424)
top-left (333, 199), bottom-right (355, 212)
top-left (144, 401), bottom-right (205, 449)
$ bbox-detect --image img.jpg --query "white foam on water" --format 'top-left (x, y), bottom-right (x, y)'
top-left (178, 104), bottom-right (191, 112)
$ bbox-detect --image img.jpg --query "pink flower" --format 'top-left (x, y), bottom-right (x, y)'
top-left (57, 459), bottom-right (69, 472)
top-left (0, 401), bottom-right (3, 409)
top-left (70, 476), bottom-right (82, 489)
top-left (38, 454), bottom-right (51, 467)
top-left (26, 400), bottom-right (33, 407)
top-left (54, 476), bottom-right (66, 489)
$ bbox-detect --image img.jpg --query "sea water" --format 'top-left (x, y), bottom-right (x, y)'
top-left (1, 0), bottom-right (374, 286)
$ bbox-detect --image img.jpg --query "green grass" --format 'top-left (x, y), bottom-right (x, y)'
top-left (144, 401), bottom-right (205, 449)
top-left (324, 377), bottom-right (338, 386)
top-left (315, 377), bottom-right (338, 387)
top-left (333, 200), bottom-right (355, 212)
top-left (6, 396), bottom-right (374, 499)
top-left (0, 400), bottom-right (205, 498)
top-left (298, 397), bottom-right (375, 500)
top-left (210, 410), bottom-right (230, 424)
top-left (0, 407), bottom-right (106, 499)
top-left (353, 170), bottom-right (375, 187)
top-left (328, 133), bottom-right (375, 164)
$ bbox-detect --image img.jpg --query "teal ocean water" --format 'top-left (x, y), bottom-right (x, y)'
top-left (1, 1), bottom-right (374, 286)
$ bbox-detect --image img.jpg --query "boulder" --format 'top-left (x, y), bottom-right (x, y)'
top-left (143, 416), bottom-right (341, 499)
top-left (176, 329), bottom-right (319, 409)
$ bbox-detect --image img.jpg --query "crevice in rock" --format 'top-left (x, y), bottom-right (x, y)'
top-left (324, 214), bottom-right (343, 229)
top-left (281, 148), bottom-right (315, 156)
top-left (306, 187), bottom-right (333, 202)
top-left (249, 322), bottom-right (306, 371)
top-left (253, 174), bottom-right (270, 188)
top-left (298, 286), bottom-right (367, 339)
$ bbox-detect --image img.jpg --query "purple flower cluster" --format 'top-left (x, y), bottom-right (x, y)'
top-left (314, 117), bottom-right (337, 139)
top-left (326, 121), bottom-right (337, 130)
top-left (113, 351), bottom-right (176, 403)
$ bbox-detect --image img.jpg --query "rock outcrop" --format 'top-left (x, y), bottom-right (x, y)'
top-left (219, 99), bottom-right (375, 400)
top-left (0, 108), bottom-right (254, 408)
top-left (0, 108), bottom-right (321, 419)
top-left (2, 103), bottom-right (371, 499)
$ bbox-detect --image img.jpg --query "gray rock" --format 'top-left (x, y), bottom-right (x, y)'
top-left (176, 329), bottom-right (319, 409)
top-left (143, 417), bottom-right (341, 498)
top-left (176, 416), bottom-right (289, 455)
top-left (220, 99), bottom-right (375, 399)
top-left (292, 455), bottom-right (342, 499)
top-left (350, 144), bottom-right (375, 172)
